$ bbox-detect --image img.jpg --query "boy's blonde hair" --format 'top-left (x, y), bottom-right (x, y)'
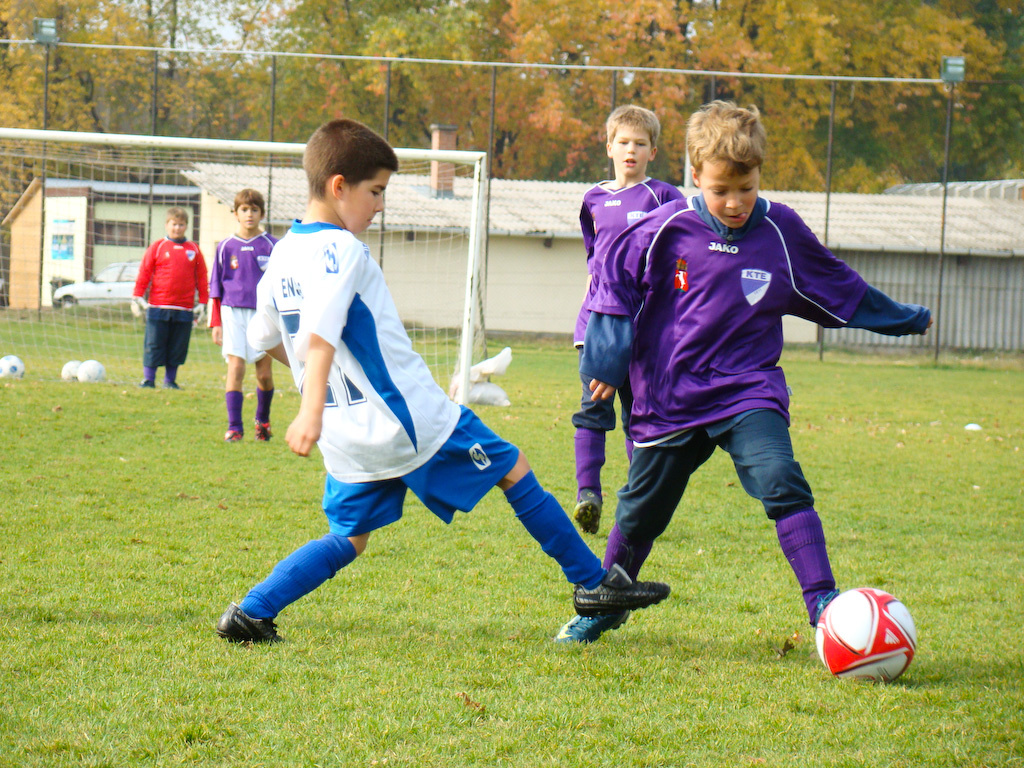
top-left (686, 101), bottom-right (767, 176)
top-left (233, 188), bottom-right (265, 214)
top-left (606, 105), bottom-right (662, 146)
top-left (165, 207), bottom-right (188, 223)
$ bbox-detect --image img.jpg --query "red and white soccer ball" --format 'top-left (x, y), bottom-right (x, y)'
top-left (815, 587), bottom-right (917, 682)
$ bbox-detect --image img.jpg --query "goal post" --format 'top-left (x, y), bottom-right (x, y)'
top-left (0, 127), bottom-right (488, 403)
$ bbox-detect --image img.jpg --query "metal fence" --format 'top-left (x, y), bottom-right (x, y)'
top-left (2, 39), bottom-right (1022, 354)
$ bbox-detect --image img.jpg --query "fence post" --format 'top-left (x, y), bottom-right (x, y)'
top-left (936, 56), bottom-right (964, 360)
top-left (819, 80), bottom-right (837, 362)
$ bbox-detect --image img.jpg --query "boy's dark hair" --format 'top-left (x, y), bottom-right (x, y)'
top-left (233, 188), bottom-right (265, 214)
top-left (165, 206), bottom-right (189, 223)
top-left (304, 119), bottom-right (399, 200)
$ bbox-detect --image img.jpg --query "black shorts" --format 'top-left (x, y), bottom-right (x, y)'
top-left (615, 409), bottom-right (815, 541)
top-left (143, 308), bottom-right (194, 367)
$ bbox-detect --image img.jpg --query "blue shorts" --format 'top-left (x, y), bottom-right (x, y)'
top-left (321, 406), bottom-right (520, 536)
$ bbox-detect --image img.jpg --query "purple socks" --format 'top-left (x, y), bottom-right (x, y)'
top-left (775, 508), bottom-right (836, 623)
top-left (227, 388), bottom-right (273, 432)
top-left (256, 387), bottom-right (274, 423)
top-left (226, 390), bottom-right (244, 432)
top-left (603, 523), bottom-right (653, 581)
top-left (574, 428), bottom-right (605, 499)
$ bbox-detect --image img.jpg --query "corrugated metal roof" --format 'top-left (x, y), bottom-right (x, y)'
top-left (180, 164), bottom-right (1024, 258)
top-left (885, 179), bottom-right (1024, 200)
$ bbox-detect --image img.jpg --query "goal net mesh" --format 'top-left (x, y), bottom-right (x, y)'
top-left (0, 130), bottom-right (487, 397)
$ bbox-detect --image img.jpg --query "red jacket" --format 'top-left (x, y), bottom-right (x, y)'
top-left (134, 238), bottom-right (209, 309)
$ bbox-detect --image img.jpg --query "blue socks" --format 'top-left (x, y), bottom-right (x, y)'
top-left (241, 533), bottom-right (358, 619)
top-left (505, 471), bottom-right (604, 589)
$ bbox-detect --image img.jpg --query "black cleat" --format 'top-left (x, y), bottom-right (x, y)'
top-left (573, 563), bottom-right (670, 617)
top-left (216, 603), bottom-right (283, 644)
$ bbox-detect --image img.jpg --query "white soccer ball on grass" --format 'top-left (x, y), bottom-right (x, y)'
top-left (62, 360), bottom-right (82, 381)
top-left (76, 359), bottom-right (106, 383)
top-left (0, 354), bottom-right (25, 378)
top-left (815, 587), bottom-right (917, 682)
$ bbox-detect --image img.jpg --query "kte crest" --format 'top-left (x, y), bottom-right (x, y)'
top-left (740, 268), bottom-right (771, 305)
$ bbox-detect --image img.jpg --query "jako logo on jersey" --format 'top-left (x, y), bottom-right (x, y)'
top-left (469, 443), bottom-right (491, 470)
top-left (740, 268), bottom-right (771, 305)
top-left (709, 241), bottom-right (739, 254)
top-left (324, 244), bottom-right (339, 273)
top-left (604, 199), bottom-right (622, 207)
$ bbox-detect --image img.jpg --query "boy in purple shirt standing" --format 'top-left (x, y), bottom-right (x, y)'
top-left (556, 101), bottom-right (932, 643)
top-left (208, 189), bottom-right (278, 441)
top-left (571, 105), bottom-right (683, 535)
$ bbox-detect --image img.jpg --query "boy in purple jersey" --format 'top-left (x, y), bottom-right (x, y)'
top-left (571, 105), bottom-right (683, 536)
top-left (555, 101), bottom-right (932, 644)
top-left (208, 189), bottom-right (278, 442)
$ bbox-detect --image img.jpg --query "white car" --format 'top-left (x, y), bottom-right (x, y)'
top-left (52, 262), bottom-right (140, 308)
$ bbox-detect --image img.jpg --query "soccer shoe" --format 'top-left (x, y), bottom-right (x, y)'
top-left (224, 429), bottom-right (243, 442)
top-left (554, 611), bottom-right (630, 644)
top-left (162, 381), bottom-right (181, 390)
top-left (216, 603), bottom-right (283, 644)
top-left (811, 588), bottom-right (841, 627)
top-left (573, 563), bottom-right (670, 617)
top-left (138, 379), bottom-right (155, 388)
top-left (254, 420), bottom-right (272, 442)
top-left (573, 488), bottom-right (602, 534)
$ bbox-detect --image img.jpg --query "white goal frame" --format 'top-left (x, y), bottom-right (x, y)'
top-left (0, 127), bottom-right (488, 404)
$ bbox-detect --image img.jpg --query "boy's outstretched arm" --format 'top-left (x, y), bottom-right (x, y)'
top-left (847, 285), bottom-right (932, 336)
top-left (286, 334), bottom-right (334, 457)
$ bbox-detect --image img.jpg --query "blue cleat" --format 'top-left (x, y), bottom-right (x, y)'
top-left (554, 611), bottom-right (630, 644)
top-left (811, 588), bottom-right (841, 627)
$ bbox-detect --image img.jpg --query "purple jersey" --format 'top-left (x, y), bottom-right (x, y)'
top-left (209, 232), bottom-right (278, 309)
top-left (590, 197), bottom-right (868, 443)
top-left (574, 178), bottom-right (683, 344)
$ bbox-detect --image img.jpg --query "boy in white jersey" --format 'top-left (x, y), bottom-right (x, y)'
top-left (571, 106), bottom-right (682, 536)
top-left (216, 119), bottom-right (670, 644)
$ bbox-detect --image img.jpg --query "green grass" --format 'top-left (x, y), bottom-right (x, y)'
top-left (1, 341), bottom-right (1022, 767)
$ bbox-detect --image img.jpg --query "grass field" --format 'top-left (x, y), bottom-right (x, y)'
top-left (1, 340), bottom-right (1022, 767)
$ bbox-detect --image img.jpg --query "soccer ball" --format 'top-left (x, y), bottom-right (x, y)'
top-left (816, 587), bottom-right (917, 682)
top-left (76, 359), bottom-right (106, 383)
top-left (0, 354), bottom-right (25, 378)
top-left (62, 360), bottom-right (82, 381)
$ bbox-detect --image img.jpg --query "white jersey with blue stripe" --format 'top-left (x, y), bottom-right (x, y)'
top-left (248, 220), bottom-right (460, 482)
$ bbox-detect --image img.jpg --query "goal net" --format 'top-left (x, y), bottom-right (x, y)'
top-left (0, 128), bottom-right (488, 402)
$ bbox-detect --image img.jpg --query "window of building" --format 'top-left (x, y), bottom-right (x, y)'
top-left (94, 221), bottom-right (148, 247)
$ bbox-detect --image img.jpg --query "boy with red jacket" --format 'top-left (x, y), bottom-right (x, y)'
top-left (132, 207), bottom-right (209, 389)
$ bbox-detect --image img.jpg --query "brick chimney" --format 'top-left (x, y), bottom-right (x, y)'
top-left (430, 124), bottom-right (457, 198)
